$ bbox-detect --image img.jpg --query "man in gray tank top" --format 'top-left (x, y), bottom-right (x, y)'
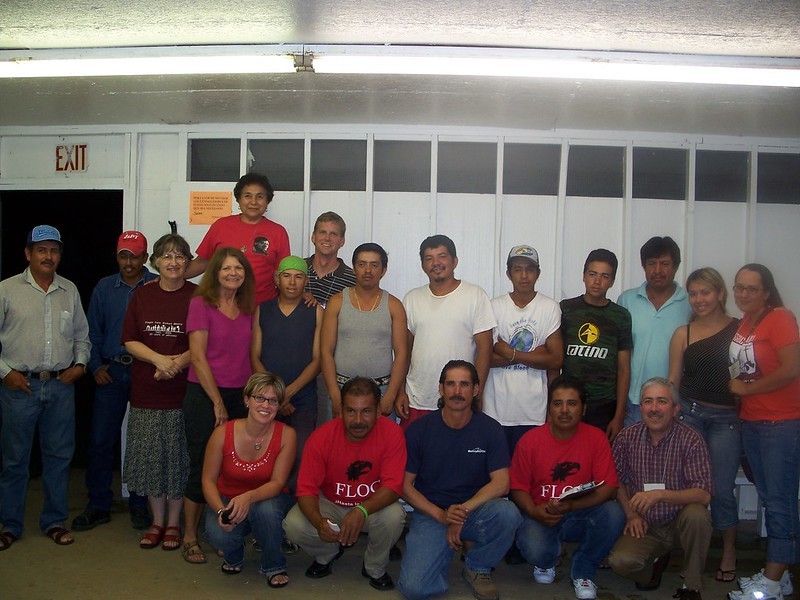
top-left (320, 243), bottom-right (408, 418)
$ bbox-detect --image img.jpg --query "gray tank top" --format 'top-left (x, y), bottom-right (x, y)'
top-left (334, 288), bottom-right (393, 379)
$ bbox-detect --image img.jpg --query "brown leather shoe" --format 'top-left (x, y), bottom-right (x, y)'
top-left (636, 552), bottom-right (671, 591)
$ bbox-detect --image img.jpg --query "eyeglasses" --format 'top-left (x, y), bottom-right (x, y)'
top-left (250, 394), bottom-right (280, 405)
top-left (160, 253), bottom-right (187, 263)
top-left (732, 285), bottom-right (764, 295)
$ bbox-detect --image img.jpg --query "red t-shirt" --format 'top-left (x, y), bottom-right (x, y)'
top-left (732, 307), bottom-right (800, 421)
top-left (510, 421), bottom-right (618, 504)
top-left (195, 215), bottom-right (290, 305)
top-left (217, 420), bottom-right (286, 498)
top-left (121, 282), bottom-right (196, 409)
top-left (296, 417), bottom-right (406, 507)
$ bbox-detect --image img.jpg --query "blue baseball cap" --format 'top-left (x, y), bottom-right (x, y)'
top-left (27, 225), bottom-right (62, 246)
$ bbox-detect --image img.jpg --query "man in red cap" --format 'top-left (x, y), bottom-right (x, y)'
top-left (72, 231), bottom-right (158, 532)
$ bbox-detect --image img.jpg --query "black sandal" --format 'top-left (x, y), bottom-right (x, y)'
top-left (0, 530), bottom-right (17, 551)
top-left (221, 561), bottom-right (243, 575)
top-left (45, 526), bottom-right (74, 546)
top-left (267, 571), bottom-right (289, 588)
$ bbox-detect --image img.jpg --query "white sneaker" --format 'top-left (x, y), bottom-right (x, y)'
top-left (533, 566), bottom-right (556, 584)
top-left (573, 578), bottom-right (597, 600)
top-left (739, 570), bottom-right (793, 597)
top-left (728, 575), bottom-right (784, 600)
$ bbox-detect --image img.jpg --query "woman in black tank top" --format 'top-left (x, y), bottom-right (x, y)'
top-left (668, 267), bottom-right (740, 583)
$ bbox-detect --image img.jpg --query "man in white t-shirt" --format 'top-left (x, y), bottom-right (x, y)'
top-left (483, 245), bottom-right (563, 453)
top-left (395, 235), bottom-right (496, 428)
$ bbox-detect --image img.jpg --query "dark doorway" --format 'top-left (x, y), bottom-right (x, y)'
top-left (1, 189), bottom-right (124, 469)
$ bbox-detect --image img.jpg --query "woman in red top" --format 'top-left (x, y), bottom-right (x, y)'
top-left (202, 372), bottom-right (297, 587)
top-left (728, 264), bottom-right (800, 600)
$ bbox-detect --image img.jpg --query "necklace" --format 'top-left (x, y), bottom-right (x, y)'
top-left (353, 288), bottom-right (382, 312)
top-left (253, 436), bottom-right (266, 451)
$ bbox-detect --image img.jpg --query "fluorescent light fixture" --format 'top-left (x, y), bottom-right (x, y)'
top-left (1, 45), bottom-right (799, 87)
top-left (310, 46), bottom-right (800, 88)
top-left (0, 46), bottom-right (298, 78)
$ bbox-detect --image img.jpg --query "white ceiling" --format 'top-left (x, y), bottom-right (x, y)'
top-left (1, 0), bottom-right (799, 137)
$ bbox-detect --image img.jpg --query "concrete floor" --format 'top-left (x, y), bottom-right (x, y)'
top-left (1, 469), bottom-right (795, 600)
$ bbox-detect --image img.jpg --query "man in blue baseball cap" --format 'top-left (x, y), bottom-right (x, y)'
top-left (0, 225), bottom-right (91, 551)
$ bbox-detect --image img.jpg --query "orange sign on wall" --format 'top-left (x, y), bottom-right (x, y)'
top-left (190, 191), bottom-right (232, 225)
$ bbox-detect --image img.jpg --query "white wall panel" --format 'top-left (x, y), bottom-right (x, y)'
top-left (691, 201), bottom-right (748, 306)
top-left (436, 193), bottom-right (496, 297)
top-left (138, 133), bottom-right (180, 242)
top-left (625, 198), bottom-right (687, 293)
top-left (561, 197), bottom-right (625, 301)
top-left (373, 192), bottom-right (431, 299)
top-left (269, 191), bottom-right (304, 257)
top-left (756, 204), bottom-right (800, 313)
top-left (1, 134), bottom-right (126, 180)
top-left (499, 195), bottom-right (558, 299)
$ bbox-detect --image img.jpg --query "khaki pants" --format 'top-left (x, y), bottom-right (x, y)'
top-left (608, 503), bottom-right (712, 591)
top-left (283, 497), bottom-right (405, 578)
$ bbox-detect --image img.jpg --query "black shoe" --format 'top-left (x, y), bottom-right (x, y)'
top-left (305, 547), bottom-right (344, 578)
top-left (282, 536), bottom-right (300, 554)
top-left (673, 587), bottom-right (702, 600)
top-left (389, 543), bottom-right (402, 561)
top-left (71, 508), bottom-right (111, 531)
top-left (362, 564), bottom-right (395, 591)
top-left (129, 507), bottom-right (150, 531)
top-left (636, 552), bottom-right (671, 591)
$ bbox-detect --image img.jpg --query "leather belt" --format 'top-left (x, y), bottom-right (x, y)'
top-left (21, 369), bottom-right (65, 381)
top-left (109, 354), bottom-right (134, 365)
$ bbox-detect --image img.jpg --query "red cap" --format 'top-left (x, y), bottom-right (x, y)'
top-left (117, 231), bottom-right (148, 256)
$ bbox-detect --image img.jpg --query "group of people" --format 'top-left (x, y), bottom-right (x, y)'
top-left (0, 171), bottom-right (797, 600)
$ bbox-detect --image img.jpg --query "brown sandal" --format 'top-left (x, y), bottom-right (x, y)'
top-left (45, 526), bottom-right (74, 546)
top-left (0, 530), bottom-right (17, 551)
top-left (182, 541), bottom-right (207, 564)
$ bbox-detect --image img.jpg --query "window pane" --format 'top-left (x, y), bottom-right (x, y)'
top-left (311, 140), bottom-right (367, 191)
top-left (757, 153), bottom-right (800, 205)
top-left (503, 143), bottom-right (561, 195)
top-left (437, 142), bottom-right (497, 194)
top-left (188, 139), bottom-right (240, 181)
top-left (566, 146), bottom-right (624, 197)
top-left (374, 140), bottom-right (431, 192)
top-left (695, 150), bottom-right (749, 202)
top-left (248, 140), bottom-right (304, 191)
top-left (633, 147), bottom-right (687, 200)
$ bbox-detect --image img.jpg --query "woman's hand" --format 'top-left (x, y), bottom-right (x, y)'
top-left (213, 402), bottom-right (229, 427)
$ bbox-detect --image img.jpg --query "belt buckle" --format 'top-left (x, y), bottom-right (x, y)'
top-left (40, 371), bottom-right (51, 381)
top-left (119, 354), bottom-right (133, 365)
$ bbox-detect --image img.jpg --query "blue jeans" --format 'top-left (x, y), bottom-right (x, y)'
top-left (204, 492), bottom-right (292, 576)
top-left (742, 419), bottom-right (800, 565)
top-left (516, 501), bottom-right (626, 580)
top-left (85, 362), bottom-right (146, 511)
top-left (678, 398), bottom-right (741, 530)
top-left (398, 498), bottom-right (522, 600)
top-left (0, 377), bottom-right (75, 537)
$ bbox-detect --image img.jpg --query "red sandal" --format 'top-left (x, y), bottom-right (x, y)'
top-left (162, 526), bottom-right (182, 551)
top-left (139, 524), bottom-right (165, 549)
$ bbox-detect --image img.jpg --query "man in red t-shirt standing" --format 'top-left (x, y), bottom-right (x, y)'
top-left (283, 377), bottom-right (406, 591)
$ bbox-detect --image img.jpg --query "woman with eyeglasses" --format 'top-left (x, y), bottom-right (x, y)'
top-left (121, 233), bottom-right (196, 552)
top-left (202, 372), bottom-right (296, 586)
top-left (182, 247), bottom-right (256, 565)
top-left (727, 264), bottom-right (800, 600)
top-left (668, 267), bottom-right (740, 583)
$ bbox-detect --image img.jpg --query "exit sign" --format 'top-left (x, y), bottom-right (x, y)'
top-left (55, 144), bottom-right (88, 172)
